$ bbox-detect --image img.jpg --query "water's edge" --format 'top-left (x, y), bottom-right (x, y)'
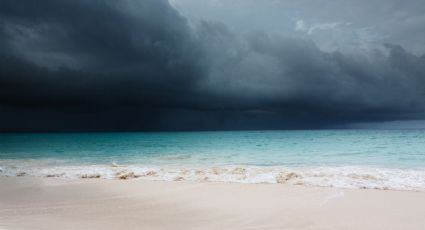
top-left (1, 162), bottom-right (425, 191)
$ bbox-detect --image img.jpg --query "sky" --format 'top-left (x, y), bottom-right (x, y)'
top-left (0, 0), bottom-right (425, 131)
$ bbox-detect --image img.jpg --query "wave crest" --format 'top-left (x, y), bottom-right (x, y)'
top-left (1, 160), bottom-right (425, 191)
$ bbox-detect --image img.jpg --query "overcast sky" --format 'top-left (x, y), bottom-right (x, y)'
top-left (1, 0), bottom-right (425, 131)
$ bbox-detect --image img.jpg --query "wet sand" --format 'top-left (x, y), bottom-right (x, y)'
top-left (1, 177), bottom-right (425, 230)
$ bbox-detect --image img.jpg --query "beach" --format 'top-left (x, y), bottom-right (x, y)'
top-left (1, 177), bottom-right (425, 230)
top-left (1, 131), bottom-right (425, 229)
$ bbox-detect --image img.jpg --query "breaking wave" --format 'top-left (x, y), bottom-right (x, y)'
top-left (1, 160), bottom-right (425, 191)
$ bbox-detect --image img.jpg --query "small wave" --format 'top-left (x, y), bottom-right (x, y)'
top-left (1, 160), bottom-right (425, 191)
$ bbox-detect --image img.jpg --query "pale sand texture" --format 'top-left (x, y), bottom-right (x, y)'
top-left (1, 177), bottom-right (425, 230)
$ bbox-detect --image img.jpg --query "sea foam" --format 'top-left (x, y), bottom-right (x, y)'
top-left (1, 160), bottom-right (425, 191)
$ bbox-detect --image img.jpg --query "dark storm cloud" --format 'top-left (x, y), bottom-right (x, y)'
top-left (198, 22), bottom-right (425, 120)
top-left (0, 0), bottom-right (205, 107)
top-left (0, 0), bottom-right (425, 131)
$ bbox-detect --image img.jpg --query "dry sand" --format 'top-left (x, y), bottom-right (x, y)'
top-left (1, 177), bottom-right (425, 230)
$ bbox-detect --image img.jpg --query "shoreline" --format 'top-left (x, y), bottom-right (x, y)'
top-left (2, 175), bottom-right (425, 193)
top-left (2, 162), bottom-right (425, 191)
top-left (1, 177), bottom-right (425, 230)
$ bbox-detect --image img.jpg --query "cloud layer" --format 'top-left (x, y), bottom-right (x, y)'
top-left (1, 0), bottom-right (425, 131)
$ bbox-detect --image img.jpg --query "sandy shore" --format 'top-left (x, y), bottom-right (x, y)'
top-left (1, 178), bottom-right (425, 230)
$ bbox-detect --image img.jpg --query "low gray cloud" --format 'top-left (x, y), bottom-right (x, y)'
top-left (1, 0), bottom-right (425, 131)
top-left (198, 22), bottom-right (425, 116)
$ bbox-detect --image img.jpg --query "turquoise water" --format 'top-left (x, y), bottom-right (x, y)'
top-left (1, 130), bottom-right (425, 190)
top-left (1, 130), bottom-right (425, 168)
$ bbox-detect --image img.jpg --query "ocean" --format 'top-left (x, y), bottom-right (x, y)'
top-left (1, 130), bottom-right (425, 190)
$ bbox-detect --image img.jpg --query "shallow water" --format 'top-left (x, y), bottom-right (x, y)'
top-left (1, 130), bottom-right (425, 190)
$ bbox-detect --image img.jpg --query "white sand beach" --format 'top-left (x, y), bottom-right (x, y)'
top-left (1, 177), bottom-right (425, 230)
